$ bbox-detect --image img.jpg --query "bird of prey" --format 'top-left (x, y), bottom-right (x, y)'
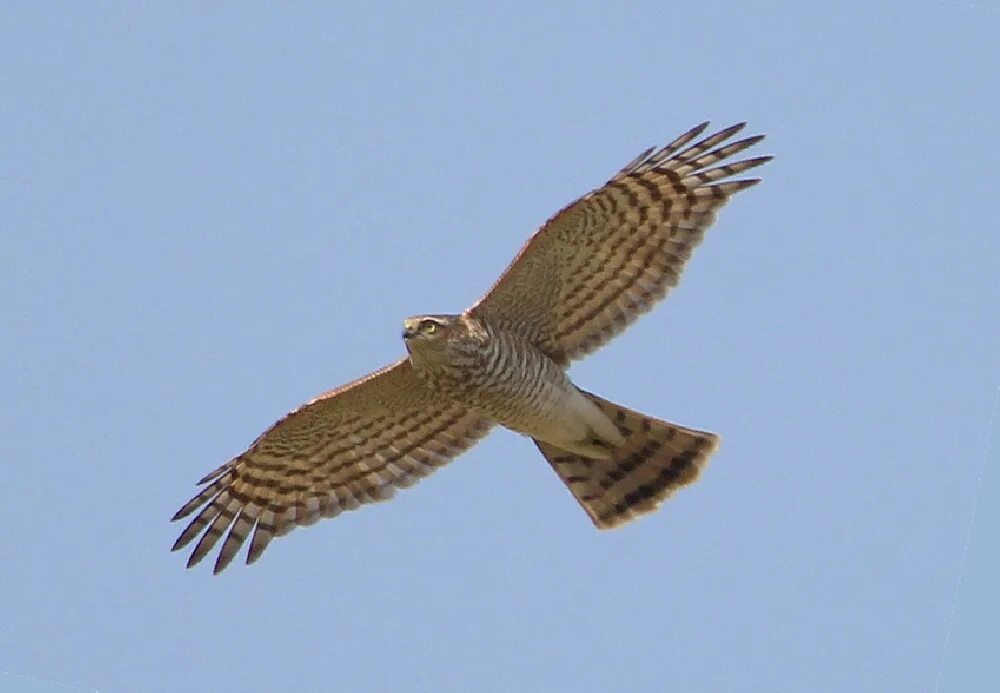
top-left (172, 121), bottom-right (771, 573)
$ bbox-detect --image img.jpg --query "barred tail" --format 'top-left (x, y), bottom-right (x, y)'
top-left (534, 393), bottom-right (719, 529)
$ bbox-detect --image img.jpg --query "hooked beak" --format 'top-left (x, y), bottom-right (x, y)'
top-left (401, 318), bottom-right (419, 340)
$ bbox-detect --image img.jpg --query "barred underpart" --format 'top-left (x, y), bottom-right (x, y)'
top-left (447, 320), bottom-right (577, 436)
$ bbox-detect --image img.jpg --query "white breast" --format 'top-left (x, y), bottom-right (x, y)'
top-left (514, 382), bottom-right (624, 459)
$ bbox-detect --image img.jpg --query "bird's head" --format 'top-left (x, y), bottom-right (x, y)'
top-left (401, 314), bottom-right (458, 343)
top-left (402, 313), bottom-right (487, 375)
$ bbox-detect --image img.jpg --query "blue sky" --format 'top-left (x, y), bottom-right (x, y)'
top-left (2, 2), bottom-right (997, 692)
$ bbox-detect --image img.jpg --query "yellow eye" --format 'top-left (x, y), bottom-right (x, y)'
top-left (422, 320), bottom-right (438, 334)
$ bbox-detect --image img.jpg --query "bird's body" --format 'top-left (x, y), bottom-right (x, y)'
top-left (404, 314), bottom-right (623, 458)
top-left (172, 121), bottom-right (773, 573)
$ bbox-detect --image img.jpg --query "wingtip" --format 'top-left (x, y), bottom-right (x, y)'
top-left (733, 177), bottom-right (764, 191)
top-left (246, 540), bottom-right (266, 566)
top-left (744, 155), bottom-right (775, 169)
top-left (212, 559), bottom-right (228, 576)
top-left (713, 122), bottom-right (748, 140)
top-left (171, 497), bottom-right (202, 522)
top-left (691, 121), bottom-right (711, 136)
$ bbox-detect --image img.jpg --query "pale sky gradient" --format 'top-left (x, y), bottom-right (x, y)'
top-left (2, 2), bottom-right (998, 692)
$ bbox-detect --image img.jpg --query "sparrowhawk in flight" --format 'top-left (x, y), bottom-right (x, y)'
top-left (172, 121), bottom-right (772, 573)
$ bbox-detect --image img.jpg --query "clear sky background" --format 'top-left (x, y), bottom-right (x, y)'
top-left (1, 2), bottom-right (997, 692)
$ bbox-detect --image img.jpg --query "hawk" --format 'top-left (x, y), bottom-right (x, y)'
top-left (172, 121), bottom-right (771, 573)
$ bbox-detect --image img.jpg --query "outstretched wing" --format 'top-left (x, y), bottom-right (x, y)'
top-left (171, 357), bottom-right (493, 573)
top-left (469, 122), bottom-right (771, 364)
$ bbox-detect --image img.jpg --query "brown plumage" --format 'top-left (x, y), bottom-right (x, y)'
top-left (172, 358), bottom-right (493, 573)
top-left (535, 393), bottom-right (718, 529)
top-left (172, 122), bottom-right (771, 572)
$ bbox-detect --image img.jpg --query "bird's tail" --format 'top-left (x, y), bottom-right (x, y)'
top-left (533, 392), bottom-right (719, 529)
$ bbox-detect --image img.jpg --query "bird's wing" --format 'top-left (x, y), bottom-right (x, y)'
top-left (171, 357), bottom-right (493, 573)
top-left (468, 122), bottom-right (771, 364)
